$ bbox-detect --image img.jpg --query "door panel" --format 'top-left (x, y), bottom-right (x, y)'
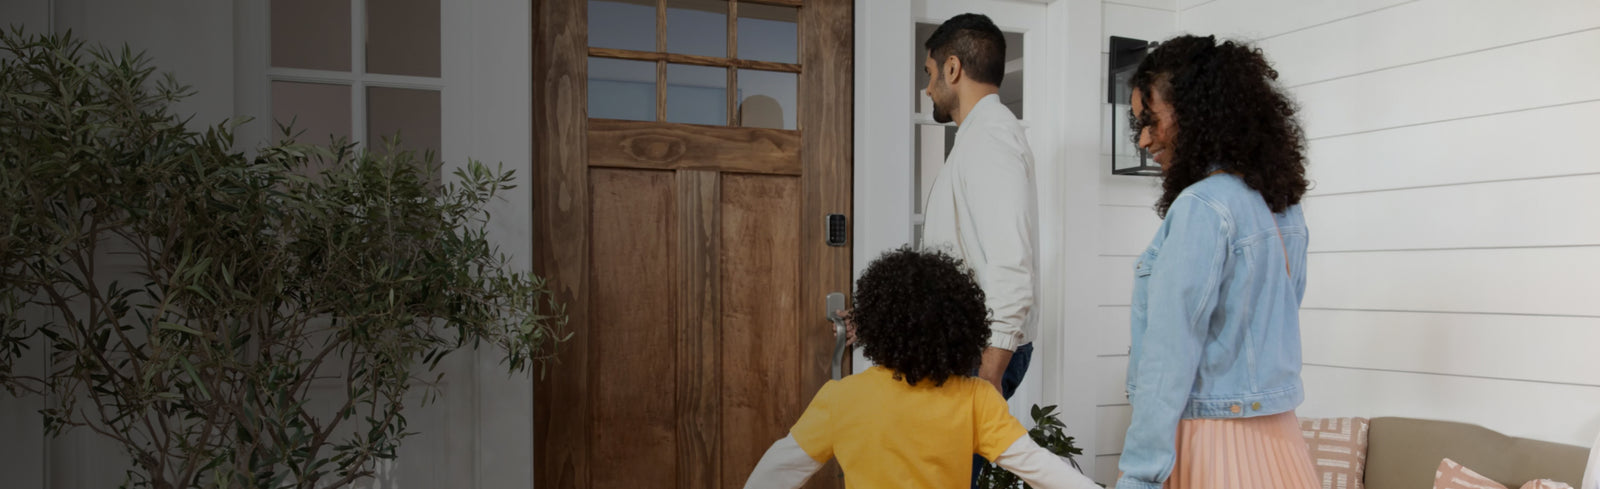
top-left (720, 174), bottom-right (803, 488)
top-left (589, 168), bottom-right (679, 489)
top-left (535, 1), bottom-right (851, 488)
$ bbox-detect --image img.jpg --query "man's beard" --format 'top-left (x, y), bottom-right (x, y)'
top-left (931, 95), bottom-right (954, 123)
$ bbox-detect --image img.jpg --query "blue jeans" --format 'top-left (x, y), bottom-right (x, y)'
top-left (971, 342), bottom-right (1033, 488)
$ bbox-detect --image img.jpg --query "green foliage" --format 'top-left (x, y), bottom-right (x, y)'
top-left (0, 28), bottom-right (567, 489)
top-left (976, 404), bottom-right (1101, 489)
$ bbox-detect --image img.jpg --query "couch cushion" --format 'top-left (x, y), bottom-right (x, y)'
top-left (1301, 417), bottom-right (1371, 489)
top-left (1366, 417), bottom-right (1588, 489)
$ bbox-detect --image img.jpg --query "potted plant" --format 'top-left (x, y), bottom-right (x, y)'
top-left (976, 404), bottom-right (1102, 489)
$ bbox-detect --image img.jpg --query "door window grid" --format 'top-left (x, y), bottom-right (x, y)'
top-left (267, 0), bottom-right (444, 153)
top-left (586, 0), bottom-right (801, 130)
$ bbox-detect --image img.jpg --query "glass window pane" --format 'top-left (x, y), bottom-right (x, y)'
top-left (737, 3), bottom-right (796, 64)
top-left (736, 69), bottom-right (795, 130)
top-left (367, 0), bottom-right (440, 77)
top-left (272, 0), bottom-right (352, 71)
top-left (588, 57), bottom-right (658, 121)
top-left (666, 64), bottom-right (727, 126)
top-left (367, 86), bottom-right (442, 158)
top-left (589, 0), bottom-right (656, 52)
top-left (666, 0), bottom-right (726, 58)
top-left (913, 123), bottom-right (956, 212)
top-left (272, 81), bottom-right (352, 145)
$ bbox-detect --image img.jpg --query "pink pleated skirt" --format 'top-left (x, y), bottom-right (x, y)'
top-left (1163, 411), bottom-right (1321, 489)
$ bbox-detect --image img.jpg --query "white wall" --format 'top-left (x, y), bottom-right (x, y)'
top-left (1092, 0), bottom-right (1600, 485)
top-left (1089, 0), bottom-right (1175, 484)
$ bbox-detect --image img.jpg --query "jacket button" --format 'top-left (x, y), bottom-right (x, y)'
top-left (1252, 402), bottom-right (1262, 411)
top-left (1230, 404), bottom-right (1241, 414)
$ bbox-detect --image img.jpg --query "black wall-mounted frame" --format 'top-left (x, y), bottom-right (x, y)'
top-left (1109, 36), bottom-right (1161, 176)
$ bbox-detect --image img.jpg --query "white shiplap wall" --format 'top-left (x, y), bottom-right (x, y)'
top-left (1093, 1), bottom-right (1174, 484)
top-left (1093, 0), bottom-right (1600, 485)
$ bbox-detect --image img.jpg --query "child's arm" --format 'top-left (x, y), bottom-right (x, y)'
top-left (742, 434), bottom-right (823, 489)
top-left (993, 435), bottom-right (1102, 489)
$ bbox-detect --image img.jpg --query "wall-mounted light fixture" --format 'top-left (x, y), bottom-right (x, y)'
top-left (1109, 36), bottom-right (1160, 176)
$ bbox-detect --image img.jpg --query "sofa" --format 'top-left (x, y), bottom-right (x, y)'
top-left (1302, 417), bottom-right (1591, 489)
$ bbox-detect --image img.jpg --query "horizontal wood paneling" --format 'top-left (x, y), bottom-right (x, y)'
top-left (1099, 169), bottom-right (1163, 207)
top-left (1096, 256), bottom-right (1137, 307)
top-left (1305, 100), bottom-right (1600, 196)
top-left (1303, 247), bottom-right (1600, 317)
top-left (1303, 174), bottom-right (1600, 252)
top-left (1301, 310), bottom-right (1600, 387)
top-left (1262, 0), bottom-right (1600, 87)
top-left (1097, 356), bottom-right (1130, 407)
top-left (1102, 3), bottom-right (1177, 52)
top-left (1098, 204), bottom-right (1162, 256)
top-left (588, 119), bottom-right (803, 175)
top-left (1294, 29), bottom-right (1600, 139)
top-left (1096, 405), bottom-right (1134, 455)
top-left (1096, 305), bottom-right (1133, 356)
top-left (1179, 0), bottom-right (1413, 40)
top-left (1299, 366), bottom-right (1600, 447)
top-left (1095, 454), bottom-right (1121, 486)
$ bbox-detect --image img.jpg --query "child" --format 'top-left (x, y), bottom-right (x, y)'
top-left (742, 247), bottom-right (1099, 489)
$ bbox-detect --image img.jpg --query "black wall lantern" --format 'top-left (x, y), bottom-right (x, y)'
top-left (1109, 36), bottom-right (1160, 176)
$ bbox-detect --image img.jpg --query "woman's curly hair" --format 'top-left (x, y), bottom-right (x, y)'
top-left (1131, 34), bottom-right (1309, 218)
top-left (851, 246), bottom-right (990, 387)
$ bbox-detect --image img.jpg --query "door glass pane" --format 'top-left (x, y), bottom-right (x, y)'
top-left (588, 57), bottom-right (657, 121)
top-left (736, 69), bottom-right (795, 130)
top-left (272, 81), bottom-right (352, 145)
top-left (913, 122), bottom-right (956, 212)
top-left (589, 0), bottom-right (656, 52)
top-left (367, 86), bottom-right (442, 158)
top-left (666, 64), bottom-right (727, 126)
top-left (272, 0), bottom-right (351, 70)
top-left (666, 0), bottom-right (726, 58)
top-left (737, 3), bottom-right (797, 64)
top-left (367, 0), bottom-right (440, 77)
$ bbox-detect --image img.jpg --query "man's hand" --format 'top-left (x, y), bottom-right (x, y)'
top-left (978, 347), bottom-right (1014, 394)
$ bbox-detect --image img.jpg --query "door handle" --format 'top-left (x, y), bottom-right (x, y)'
top-left (826, 292), bottom-right (848, 380)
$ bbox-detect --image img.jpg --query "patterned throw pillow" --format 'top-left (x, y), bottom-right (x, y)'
top-left (1519, 480), bottom-right (1575, 489)
top-left (1300, 417), bottom-right (1371, 489)
top-left (1435, 458), bottom-right (1508, 489)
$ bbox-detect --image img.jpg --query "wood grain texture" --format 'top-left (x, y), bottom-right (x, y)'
top-left (590, 169), bottom-right (679, 489)
top-left (797, 0), bottom-right (852, 487)
top-left (588, 47), bottom-right (804, 73)
top-left (677, 170), bottom-right (722, 489)
top-left (588, 119), bottom-right (802, 175)
top-left (742, 0), bottom-right (803, 7)
top-left (533, 0), bottom-right (590, 487)
top-left (719, 174), bottom-right (803, 489)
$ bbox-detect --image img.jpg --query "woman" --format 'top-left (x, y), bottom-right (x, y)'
top-left (1117, 35), bottom-right (1316, 489)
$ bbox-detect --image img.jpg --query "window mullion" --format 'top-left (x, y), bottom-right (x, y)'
top-left (352, 0), bottom-right (368, 151)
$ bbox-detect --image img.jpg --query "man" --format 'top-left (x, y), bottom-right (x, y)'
top-left (919, 13), bottom-right (1041, 487)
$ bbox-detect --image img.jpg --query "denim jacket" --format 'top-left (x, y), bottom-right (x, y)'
top-left (1116, 173), bottom-right (1309, 489)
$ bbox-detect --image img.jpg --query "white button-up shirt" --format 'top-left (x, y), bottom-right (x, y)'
top-left (921, 93), bottom-right (1040, 352)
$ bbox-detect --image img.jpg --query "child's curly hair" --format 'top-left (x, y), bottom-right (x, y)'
top-left (851, 246), bottom-right (990, 387)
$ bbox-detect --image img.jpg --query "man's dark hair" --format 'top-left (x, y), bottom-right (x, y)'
top-left (851, 246), bottom-right (990, 387)
top-left (924, 13), bottom-right (1006, 86)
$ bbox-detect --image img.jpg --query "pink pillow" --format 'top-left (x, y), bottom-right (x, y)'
top-left (1434, 458), bottom-right (1506, 489)
top-left (1300, 417), bottom-right (1371, 489)
top-left (1520, 480), bottom-right (1574, 489)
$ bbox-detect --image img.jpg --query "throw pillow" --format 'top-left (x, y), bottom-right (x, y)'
top-left (1520, 480), bottom-right (1574, 489)
top-left (1300, 417), bottom-right (1371, 489)
top-left (1435, 458), bottom-right (1508, 489)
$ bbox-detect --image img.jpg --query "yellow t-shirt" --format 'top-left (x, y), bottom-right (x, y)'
top-left (789, 366), bottom-right (1029, 489)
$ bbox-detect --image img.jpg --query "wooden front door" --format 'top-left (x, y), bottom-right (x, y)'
top-left (533, 1), bottom-right (852, 488)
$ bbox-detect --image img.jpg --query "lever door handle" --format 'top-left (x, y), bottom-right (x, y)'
top-left (826, 292), bottom-right (847, 380)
